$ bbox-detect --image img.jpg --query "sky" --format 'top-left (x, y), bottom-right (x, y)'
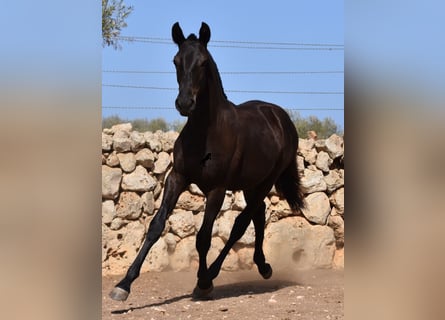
top-left (102, 1), bottom-right (344, 130)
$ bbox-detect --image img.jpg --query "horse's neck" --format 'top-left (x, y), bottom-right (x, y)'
top-left (188, 57), bottom-right (233, 130)
top-left (207, 62), bottom-right (233, 117)
top-left (192, 76), bottom-right (230, 125)
top-left (207, 57), bottom-right (227, 102)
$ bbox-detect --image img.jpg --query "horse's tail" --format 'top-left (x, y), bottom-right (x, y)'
top-left (275, 157), bottom-right (306, 212)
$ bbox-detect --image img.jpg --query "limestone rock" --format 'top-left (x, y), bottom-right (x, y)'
top-left (332, 248), bottom-right (344, 269)
top-left (111, 221), bottom-right (145, 268)
top-left (330, 207), bottom-right (339, 216)
top-left (122, 165), bottom-right (157, 192)
top-left (168, 209), bottom-right (195, 238)
top-left (300, 148), bottom-right (318, 165)
top-left (117, 153), bottom-right (136, 173)
top-left (268, 200), bottom-right (292, 221)
top-left (102, 224), bottom-right (121, 255)
top-left (102, 166), bottom-right (122, 200)
top-left (328, 214), bottom-right (344, 248)
top-left (325, 134), bottom-right (344, 159)
top-left (164, 232), bottom-right (178, 252)
top-left (330, 188), bottom-right (344, 215)
top-left (116, 191), bottom-right (143, 220)
top-left (237, 247), bottom-right (254, 270)
top-left (301, 168), bottom-right (327, 194)
top-left (110, 217), bottom-right (126, 230)
top-left (143, 237), bottom-right (169, 272)
top-left (315, 151), bottom-right (333, 173)
top-left (324, 169), bottom-right (344, 193)
top-left (220, 194), bottom-right (233, 211)
top-left (314, 139), bottom-right (326, 152)
top-left (106, 151), bottom-right (120, 167)
top-left (298, 138), bottom-right (315, 153)
top-left (102, 133), bottom-right (113, 151)
top-left (222, 249), bottom-right (239, 271)
top-left (216, 210), bottom-right (255, 246)
top-left (169, 236), bottom-right (198, 271)
top-left (233, 191), bottom-right (246, 210)
top-left (113, 130), bottom-right (132, 152)
top-left (141, 191), bottom-right (155, 215)
top-left (177, 191), bottom-right (205, 212)
top-left (264, 216), bottom-right (335, 270)
top-left (123, 221), bottom-right (146, 250)
top-left (110, 122), bottom-right (132, 134)
top-left (135, 148), bottom-right (155, 169)
top-left (160, 131), bottom-right (179, 153)
top-left (153, 151), bottom-right (171, 174)
top-left (302, 192), bottom-right (331, 225)
top-left (270, 195), bottom-right (280, 205)
top-left (189, 183), bottom-right (204, 196)
top-left (145, 132), bottom-right (162, 152)
top-left (102, 200), bottom-right (116, 224)
top-left (130, 131), bottom-right (145, 151)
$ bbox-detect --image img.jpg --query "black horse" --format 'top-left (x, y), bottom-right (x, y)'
top-left (110, 22), bottom-right (305, 301)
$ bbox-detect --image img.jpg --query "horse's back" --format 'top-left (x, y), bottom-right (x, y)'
top-left (221, 100), bottom-right (298, 188)
top-left (235, 100), bottom-right (298, 148)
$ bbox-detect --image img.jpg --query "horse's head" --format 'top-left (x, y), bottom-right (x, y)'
top-left (171, 22), bottom-right (211, 117)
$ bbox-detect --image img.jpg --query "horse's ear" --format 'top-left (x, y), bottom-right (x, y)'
top-left (172, 22), bottom-right (185, 46)
top-left (199, 22), bottom-right (211, 47)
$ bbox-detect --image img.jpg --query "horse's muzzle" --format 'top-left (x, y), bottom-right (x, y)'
top-left (175, 96), bottom-right (196, 116)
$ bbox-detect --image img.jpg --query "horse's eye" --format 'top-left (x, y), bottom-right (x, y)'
top-left (173, 56), bottom-right (181, 66)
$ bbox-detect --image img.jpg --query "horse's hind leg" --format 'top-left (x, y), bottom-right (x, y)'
top-left (207, 206), bottom-right (254, 280)
top-left (208, 186), bottom-right (272, 281)
top-left (251, 204), bottom-right (272, 279)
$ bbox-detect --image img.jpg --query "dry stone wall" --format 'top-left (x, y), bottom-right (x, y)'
top-left (102, 123), bottom-right (344, 275)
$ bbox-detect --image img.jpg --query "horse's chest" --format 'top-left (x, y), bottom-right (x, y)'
top-left (174, 132), bottom-right (234, 187)
top-left (178, 149), bottom-right (227, 185)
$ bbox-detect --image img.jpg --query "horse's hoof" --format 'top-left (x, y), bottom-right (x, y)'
top-left (260, 263), bottom-right (273, 279)
top-left (109, 287), bottom-right (130, 301)
top-left (192, 284), bottom-right (214, 300)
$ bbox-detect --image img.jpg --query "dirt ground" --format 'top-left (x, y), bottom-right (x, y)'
top-left (102, 268), bottom-right (343, 320)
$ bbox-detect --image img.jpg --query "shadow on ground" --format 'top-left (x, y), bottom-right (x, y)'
top-left (111, 278), bottom-right (298, 315)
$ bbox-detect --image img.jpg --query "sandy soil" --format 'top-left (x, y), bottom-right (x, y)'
top-left (102, 269), bottom-right (343, 320)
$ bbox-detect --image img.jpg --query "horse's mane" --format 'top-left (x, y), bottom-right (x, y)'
top-left (206, 51), bottom-right (228, 100)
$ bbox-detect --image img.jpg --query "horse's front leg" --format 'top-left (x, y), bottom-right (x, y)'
top-left (193, 187), bottom-right (226, 299)
top-left (109, 170), bottom-right (187, 301)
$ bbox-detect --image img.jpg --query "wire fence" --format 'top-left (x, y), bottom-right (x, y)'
top-left (103, 34), bottom-right (344, 123)
top-left (102, 105), bottom-right (343, 111)
top-left (103, 69), bottom-right (344, 75)
top-left (102, 84), bottom-right (343, 95)
top-left (117, 35), bottom-right (344, 51)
